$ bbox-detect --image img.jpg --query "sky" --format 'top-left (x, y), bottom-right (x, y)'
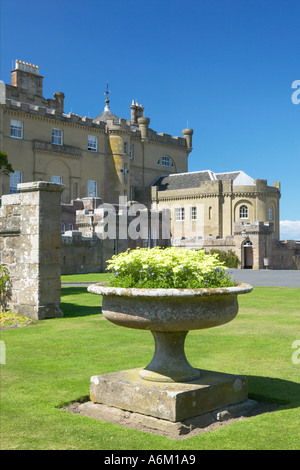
top-left (1, 0), bottom-right (300, 239)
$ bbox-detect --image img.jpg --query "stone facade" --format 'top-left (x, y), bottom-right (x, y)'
top-left (0, 181), bottom-right (64, 319)
top-left (0, 60), bottom-right (192, 205)
top-left (149, 171), bottom-right (281, 270)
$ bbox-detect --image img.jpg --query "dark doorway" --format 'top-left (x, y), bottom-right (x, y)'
top-left (242, 240), bottom-right (253, 269)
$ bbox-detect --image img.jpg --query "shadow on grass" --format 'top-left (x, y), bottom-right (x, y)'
top-left (60, 303), bottom-right (102, 318)
top-left (247, 375), bottom-right (300, 408)
top-left (60, 286), bottom-right (102, 318)
top-left (61, 287), bottom-right (92, 297)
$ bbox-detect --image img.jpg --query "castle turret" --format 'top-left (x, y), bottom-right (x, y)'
top-left (182, 128), bottom-right (193, 153)
top-left (138, 116), bottom-right (150, 141)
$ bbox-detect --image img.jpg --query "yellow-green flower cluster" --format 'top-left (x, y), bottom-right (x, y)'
top-left (107, 247), bottom-right (236, 288)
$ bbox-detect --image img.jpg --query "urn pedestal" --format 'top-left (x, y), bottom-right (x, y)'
top-left (86, 283), bottom-right (253, 434)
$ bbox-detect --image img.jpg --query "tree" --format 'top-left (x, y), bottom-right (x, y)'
top-left (0, 151), bottom-right (14, 176)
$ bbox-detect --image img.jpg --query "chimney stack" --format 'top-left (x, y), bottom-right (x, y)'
top-left (11, 60), bottom-right (43, 96)
top-left (130, 100), bottom-right (144, 125)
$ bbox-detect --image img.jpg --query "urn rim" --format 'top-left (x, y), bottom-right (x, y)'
top-left (87, 282), bottom-right (253, 298)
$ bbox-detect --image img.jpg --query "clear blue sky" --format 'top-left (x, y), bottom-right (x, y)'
top-left (1, 0), bottom-right (300, 239)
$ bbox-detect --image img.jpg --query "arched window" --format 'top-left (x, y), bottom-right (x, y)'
top-left (269, 207), bottom-right (273, 221)
top-left (162, 156), bottom-right (170, 167)
top-left (239, 205), bottom-right (248, 219)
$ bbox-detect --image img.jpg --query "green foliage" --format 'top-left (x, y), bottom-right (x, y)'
top-left (106, 247), bottom-right (236, 288)
top-left (0, 151), bottom-right (14, 176)
top-left (0, 310), bottom-right (33, 328)
top-left (208, 249), bottom-right (241, 268)
top-left (0, 265), bottom-right (10, 311)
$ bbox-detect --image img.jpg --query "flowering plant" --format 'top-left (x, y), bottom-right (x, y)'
top-left (107, 247), bottom-right (236, 288)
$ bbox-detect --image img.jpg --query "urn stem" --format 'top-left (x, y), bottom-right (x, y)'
top-left (139, 331), bottom-right (201, 383)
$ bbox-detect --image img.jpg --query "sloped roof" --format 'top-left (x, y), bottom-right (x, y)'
top-left (94, 107), bottom-right (119, 123)
top-left (215, 171), bottom-right (255, 186)
top-left (152, 170), bottom-right (255, 191)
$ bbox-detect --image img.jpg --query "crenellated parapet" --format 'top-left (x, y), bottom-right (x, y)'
top-left (5, 98), bottom-right (106, 129)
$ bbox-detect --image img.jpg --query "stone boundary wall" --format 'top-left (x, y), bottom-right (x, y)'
top-left (61, 231), bottom-right (104, 274)
top-left (0, 181), bottom-right (64, 319)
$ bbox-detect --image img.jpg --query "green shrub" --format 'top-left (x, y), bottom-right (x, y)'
top-left (107, 247), bottom-right (236, 288)
top-left (208, 249), bottom-right (241, 268)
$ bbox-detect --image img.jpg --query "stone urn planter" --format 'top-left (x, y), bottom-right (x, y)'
top-left (87, 283), bottom-right (253, 383)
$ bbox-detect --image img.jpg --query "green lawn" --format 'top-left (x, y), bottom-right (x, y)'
top-left (1, 279), bottom-right (300, 450)
top-left (61, 273), bottom-right (113, 283)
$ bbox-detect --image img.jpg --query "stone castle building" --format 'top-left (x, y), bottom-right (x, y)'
top-left (0, 60), bottom-right (192, 204)
top-left (1, 60), bottom-right (299, 270)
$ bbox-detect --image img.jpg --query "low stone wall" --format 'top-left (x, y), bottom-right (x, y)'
top-left (271, 240), bottom-right (300, 270)
top-left (61, 231), bottom-right (104, 274)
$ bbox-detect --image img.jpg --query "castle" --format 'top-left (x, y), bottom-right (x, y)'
top-left (1, 60), bottom-right (299, 270)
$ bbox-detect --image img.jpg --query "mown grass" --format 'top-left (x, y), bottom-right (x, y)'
top-left (1, 279), bottom-right (299, 450)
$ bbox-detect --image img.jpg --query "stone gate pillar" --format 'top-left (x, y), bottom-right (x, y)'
top-left (0, 181), bottom-right (65, 320)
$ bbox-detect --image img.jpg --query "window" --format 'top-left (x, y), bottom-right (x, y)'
top-left (191, 207), bottom-right (197, 220)
top-left (239, 205), bottom-right (248, 219)
top-left (130, 144), bottom-right (134, 159)
top-left (10, 120), bottom-right (23, 139)
top-left (269, 207), bottom-right (273, 221)
top-left (175, 208), bottom-right (185, 221)
top-left (51, 176), bottom-right (62, 184)
top-left (88, 180), bottom-right (97, 197)
top-left (88, 135), bottom-right (98, 152)
top-left (162, 156), bottom-right (170, 167)
top-left (10, 171), bottom-right (22, 193)
top-left (123, 142), bottom-right (127, 154)
top-left (130, 186), bottom-right (134, 201)
top-left (52, 128), bottom-right (63, 145)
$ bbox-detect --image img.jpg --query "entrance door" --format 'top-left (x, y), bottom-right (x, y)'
top-left (242, 240), bottom-right (253, 269)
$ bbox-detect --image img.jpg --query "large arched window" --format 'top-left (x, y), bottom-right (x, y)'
top-left (239, 205), bottom-right (248, 219)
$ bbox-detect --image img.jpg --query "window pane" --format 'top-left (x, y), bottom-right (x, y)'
top-left (162, 156), bottom-right (170, 167)
top-left (191, 207), bottom-right (197, 220)
top-left (10, 120), bottom-right (23, 139)
top-left (175, 208), bottom-right (185, 221)
top-left (130, 144), bottom-right (134, 159)
top-left (52, 129), bottom-right (63, 145)
top-left (269, 207), bottom-right (273, 221)
top-left (88, 180), bottom-right (97, 197)
top-left (88, 135), bottom-right (97, 151)
top-left (239, 205), bottom-right (248, 219)
top-left (10, 171), bottom-right (22, 193)
top-left (51, 176), bottom-right (62, 184)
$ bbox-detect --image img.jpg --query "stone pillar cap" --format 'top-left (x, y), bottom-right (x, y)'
top-left (18, 181), bottom-right (65, 192)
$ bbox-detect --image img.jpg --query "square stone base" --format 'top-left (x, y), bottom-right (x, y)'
top-left (90, 368), bottom-right (248, 423)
